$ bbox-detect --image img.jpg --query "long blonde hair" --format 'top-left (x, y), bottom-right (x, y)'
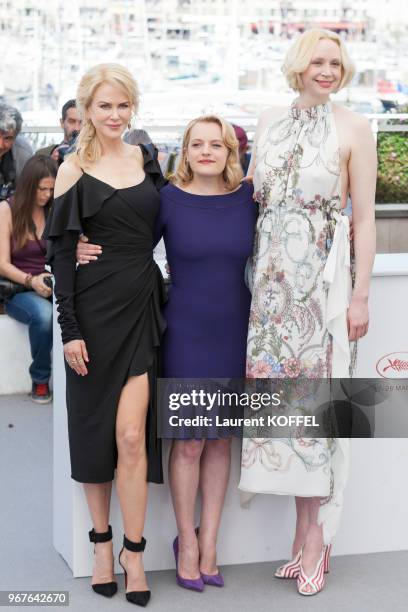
top-left (74, 63), bottom-right (139, 166)
top-left (172, 115), bottom-right (243, 191)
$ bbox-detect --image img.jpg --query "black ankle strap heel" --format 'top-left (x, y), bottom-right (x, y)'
top-left (89, 524), bottom-right (113, 543)
top-left (88, 525), bottom-right (117, 598)
top-left (119, 535), bottom-right (151, 607)
top-left (123, 535), bottom-right (147, 552)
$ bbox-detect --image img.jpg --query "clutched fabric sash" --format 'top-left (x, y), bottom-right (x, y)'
top-left (323, 213), bottom-right (352, 378)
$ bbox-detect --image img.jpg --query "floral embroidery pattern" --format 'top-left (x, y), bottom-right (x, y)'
top-left (248, 102), bottom-right (343, 382)
top-left (240, 103), bottom-right (352, 536)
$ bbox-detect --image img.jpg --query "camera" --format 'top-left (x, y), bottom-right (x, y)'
top-left (57, 130), bottom-right (80, 163)
top-left (43, 276), bottom-right (53, 290)
top-left (0, 181), bottom-right (14, 200)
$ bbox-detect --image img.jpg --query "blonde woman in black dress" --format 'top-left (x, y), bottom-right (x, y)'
top-left (45, 64), bottom-right (166, 606)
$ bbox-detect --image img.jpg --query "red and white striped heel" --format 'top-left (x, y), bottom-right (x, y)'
top-left (323, 543), bottom-right (332, 573)
top-left (274, 550), bottom-right (301, 579)
top-left (297, 548), bottom-right (326, 596)
top-left (275, 543), bottom-right (331, 580)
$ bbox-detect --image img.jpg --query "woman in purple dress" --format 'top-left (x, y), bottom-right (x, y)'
top-left (78, 115), bottom-right (256, 592)
top-left (158, 116), bottom-right (256, 591)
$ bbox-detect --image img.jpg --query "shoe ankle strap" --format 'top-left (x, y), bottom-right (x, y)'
top-left (123, 535), bottom-right (146, 552)
top-left (89, 524), bottom-right (113, 543)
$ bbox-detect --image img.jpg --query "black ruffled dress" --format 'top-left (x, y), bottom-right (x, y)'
top-left (44, 145), bottom-right (167, 483)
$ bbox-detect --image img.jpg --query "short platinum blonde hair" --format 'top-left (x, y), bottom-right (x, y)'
top-left (74, 63), bottom-right (139, 166)
top-left (282, 28), bottom-right (355, 92)
top-left (172, 115), bottom-right (243, 191)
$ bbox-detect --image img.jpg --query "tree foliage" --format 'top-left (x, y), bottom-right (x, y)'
top-left (376, 104), bottom-right (408, 203)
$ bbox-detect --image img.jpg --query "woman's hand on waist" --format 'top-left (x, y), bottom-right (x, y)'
top-left (76, 234), bottom-right (102, 265)
top-left (63, 339), bottom-right (89, 376)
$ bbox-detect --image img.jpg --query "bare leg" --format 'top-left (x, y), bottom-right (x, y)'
top-left (198, 439), bottom-right (231, 575)
top-left (292, 496), bottom-right (310, 556)
top-left (116, 374), bottom-right (149, 592)
top-left (301, 497), bottom-right (324, 575)
top-left (169, 439), bottom-right (205, 579)
top-left (83, 481), bottom-right (114, 586)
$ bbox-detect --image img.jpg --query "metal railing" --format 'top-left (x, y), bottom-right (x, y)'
top-left (21, 113), bottom-right (408, 212)
top-left (21, 112), bottom-right (408, 144)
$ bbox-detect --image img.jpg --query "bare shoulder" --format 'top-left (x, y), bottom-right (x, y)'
top-left (54, 158), bottom-right (83, 198)
top-left (136, 144), bottom-right (146, 170)
top-left (332, 103), bottom-right (372, 134)
top-left (257, 106), bottom-right (286, 130)
top-left (135, 143), bottom-right (145, 161)
top-left (124, 142), bottom-right (144, 165)
top-left (258, 107), bottom-right (277, 123)
top-left (0, 200), bottom-right (11, 215)
top-left (0, 200), bottom-right (12, 225)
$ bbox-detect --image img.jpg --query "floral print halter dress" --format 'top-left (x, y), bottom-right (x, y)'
top-left (239, 102), bottom-right (352, 543)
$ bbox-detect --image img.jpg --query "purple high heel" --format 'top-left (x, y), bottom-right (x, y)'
top-left (195, 527), bottom-right (225, 587)
top-left (173, 537), bottom-right (204, 592)
top-left (200, 571), bottom-right (224, 587)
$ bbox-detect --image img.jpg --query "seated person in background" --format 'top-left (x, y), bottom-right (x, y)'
top-left (0, 155), bottom-right (57, 403)
top-left (0, 104), bottom-right (33, 200)
top-left (36, 99), bottom-right (82, 164)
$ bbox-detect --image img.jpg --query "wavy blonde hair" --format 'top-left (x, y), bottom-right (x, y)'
top-left (282, 28), bottom-right (355, 92)
top-left (172, 115), bottom-right (243, 190)
top-left (73, 63), bottom-right (139, 166)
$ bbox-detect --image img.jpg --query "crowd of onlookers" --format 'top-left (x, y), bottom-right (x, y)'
top-left (0, 99), bottom-right (251, 404)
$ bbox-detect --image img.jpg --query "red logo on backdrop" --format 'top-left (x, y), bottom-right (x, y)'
top-left (376, 352), bottom-right (408, 378)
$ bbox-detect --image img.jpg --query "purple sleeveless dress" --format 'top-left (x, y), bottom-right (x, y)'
top-left (156, 181), bottom-right (256, 378)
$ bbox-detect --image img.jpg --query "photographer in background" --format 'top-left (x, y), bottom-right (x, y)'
top-left (0, 103), bottom-right (33, 200)
top-left (0, 155), bottom-right (57, 403)
top-left (37, 99), bottom-right (82, 164)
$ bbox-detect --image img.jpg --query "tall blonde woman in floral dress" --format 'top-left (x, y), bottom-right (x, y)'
top-left (239, 29), bottom-right (377, 595)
